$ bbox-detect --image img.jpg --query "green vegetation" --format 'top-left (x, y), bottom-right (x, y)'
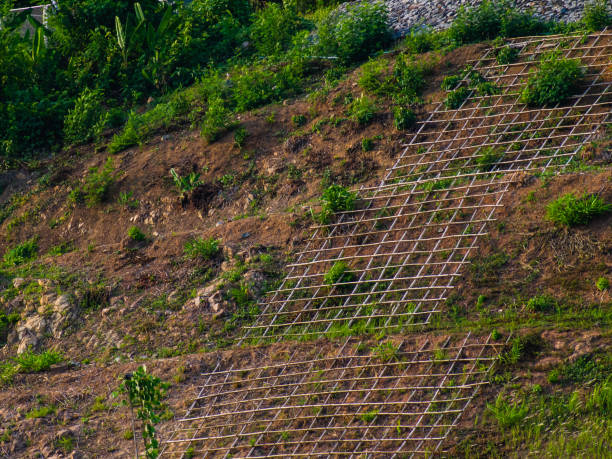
top-left (495, 45), bottom-right (520, 65)
top-left (184, 237), bottom-right (220, 260)
top-left (583, 0), bottom-right (612, 31)
top-left (69, 157), bottom-right (116, 207)
top-left (448, 0), bottom-right (551, 45)
top-left (13, 348), bottom-right (64, 372)
top-left (445, 87), bottom-right (470, 109)
top-left (360, 409), bottom-right (379, 423)
top-left (393, 106), bottom-right (416, 131)
top-left (596, 277), bottom-right (610, 291)
top-left (3, 237), bottom-right (38, 266)
top-left (323, 261), bottom-right (355, 286)
top-left (0, 312), bottom-right (20, 344)
top-left (526, 294), bottom-right (558, 313)
top-left (545, 193), bottom-right (611, 226)
top-left (26, 404), bottom-right (56, 419)
top-left (170, 169), bottom-right (203, 195)
top-left (486, 393), bottom-right (528, 429)
top-left (127, 226), bottom-right (147, 242)
top-left (316, 1), bottom-right (392, 64)
top-left (346, 94), bottom-right (376, 125)
top-left (521, 53), bottom-right (585, 106)
top-left (316, 184), bottom-right (357, 223)
top-left (114, 366), bottom-right (169, 459)
top-left (475, 146), bottom-right (504, 171)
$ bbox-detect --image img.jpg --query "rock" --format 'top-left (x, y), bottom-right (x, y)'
top-left (17, 331), bottom-right (40, 354)
top-left (223, 245), bottom-right (236, 259)
top-left (12, 278), bottom-right (27, 289)
top-left (39, 293), bottom-right (58, 308)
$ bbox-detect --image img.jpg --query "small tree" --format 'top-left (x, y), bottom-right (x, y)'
top-left (114, 366), bottom-right (169, 459)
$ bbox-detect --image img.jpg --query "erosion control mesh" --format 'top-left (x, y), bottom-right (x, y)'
top-left (163, 30), bottom-right (611, 457)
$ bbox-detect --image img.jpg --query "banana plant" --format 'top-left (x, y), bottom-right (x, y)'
top-left (115, 3), bottom-right (146, 69)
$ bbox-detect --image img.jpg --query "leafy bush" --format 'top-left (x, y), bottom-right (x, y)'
top-left (521, 53), bottom-right (585, 106)
top-left (170, 169), bottom-right (203, 195)
top-left (393, 106), bottom-right (416, 131)
top-left (441, 75), bottom-right (461, 91)
top-left (128, 226), bottom-right (147, 241)
top-left (596, 277), bottom-right (610, 291)
top-left (321, 184), bottom-right (357, 213)
top-left (250, 0), bottom-right (309, 55)
top-left (233, 127), bottom-right (248, 148)
top-left (63, 88), bottom-right (105, 145)
top-left (445, 87), bottom-right (471, 109)
top-left (392, 54), bottom-right (430, 102)
top-left (324, 261), bottom-right (355, 285)
top-left (347, 94), bottom-right (376, 125)
top-left (496, 45), bottom-right (520, 65)
top-left (358, 57), bottom-right (391, 95)
top-left (317, 1), bottom-right (392, 64)
top-left (403, 27), bottom-right (446, 54)
top-left (361, 137), bottom-right (374, 152)
top-left (3, 238), bottom-right (38, 266)
top-left (201, 97), bottom-right (232, 143)
top-left (583, 0), bottom-right (612, 31)
top-left (545, 193), bottom-right (611, 227)
top-left (70, 157), bottom-right (115, 207)
top-left (448, 0), bottom-right (549, 45)
top-left (184, 237), bottom-right (220, 260)
top-left (526, 294), bottom-right (557, 313)
top-left (13, 348), bottom-right (64, 372)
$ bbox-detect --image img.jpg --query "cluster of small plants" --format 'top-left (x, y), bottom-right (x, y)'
top-left (183, 237), bottom-right (220, 260)
top-left (69, 157), bottom-right (116, 207)
top-left (521, 52), bottom-right (585, 106)
top-left (545, 192), bottom-right (611, 226)
top-left (315, 184), bottom-right (357, 224)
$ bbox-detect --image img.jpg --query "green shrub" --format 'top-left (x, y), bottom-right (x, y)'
top-left (70, 157), bottom-right (115, 207)
top-left (250, 0), bottom-right (309, 55)
top-left (545, 193), bottom-right (611, 227)
top-left (448, 0), bottom-right (549, 45)
top-left (496, 45), bottom-right (520, 65)
top-left (3, 238), bottom-right (38, 266)
top-left (358, 57), bottom-right (391, 95)
top-left (347, 94), bottom-right (376, 125)
top-left (63, 88), bottom-right (106, 145)
top-left (324, 261), bottom-right (355, 285)
top-left (521, 53), bottom-right (585, 106)
top-left (316, 184), bottom-right (357, 224)
top-left (583, 0), bottom-right (612, 31)
top-left (13, 348), bottom-right (64, 372)
top-left (445, 87), bottom-right (470, 109)
top-left (201, 97), bottom-right (232, 143)
top-left (403, 27), bottom-right (446, 54)
top-left (127, 226), bottom-right (147, 242)
top-left (184, 237), bottom-right (220, 260)
top-left (321, 184), bottom-right (357, 213)
top-left (393, 106), bottom-right (416, 131)
top-left (596, 277), bottom-right (610, 291)
top-left (392, 54), bottom-right (430, 102)
top-left (441, 75), bottom-right (461, 90)
top-left (170, 169), bottom-right (203, 195)
top-left (526, 294), bottom-right (557, 313)
top-left (316, 1), bottom-right (392, 64)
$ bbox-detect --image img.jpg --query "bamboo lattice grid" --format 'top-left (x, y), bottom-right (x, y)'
top-left (162, 334), bottom-right (503, 457)
top-left (163, 30), bottom-right (612, 458)
top-left (242, 30), bottom-right (612, 342)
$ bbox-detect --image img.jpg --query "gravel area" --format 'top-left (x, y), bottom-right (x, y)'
top-left (384, 0), bottom-right (591, 36)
